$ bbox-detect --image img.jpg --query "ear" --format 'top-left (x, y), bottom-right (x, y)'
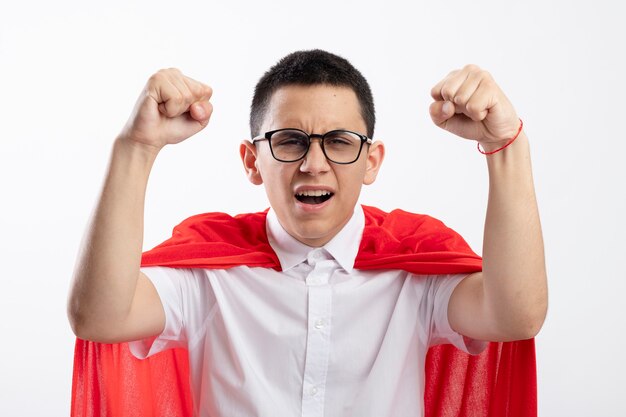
top-left (363, 140), bottom-right (385, 185)
top-left (239, 140), bottom-right (264, 185)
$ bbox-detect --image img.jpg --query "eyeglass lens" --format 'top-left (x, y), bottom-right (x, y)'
top-left (270, 130), bottom-right (363, 163)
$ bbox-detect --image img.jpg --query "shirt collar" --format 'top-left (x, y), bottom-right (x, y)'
top-left (266, 206), bottom-right (365, 273)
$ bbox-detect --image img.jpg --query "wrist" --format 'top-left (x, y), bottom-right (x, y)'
top-left (114, 135), bottom-right (162, 162)
top-left (484, 132), bottom-right (532, 176)
top-left (478, 136), bottom-right (520, 154)
top-left (477, 119), bottom-right (524, 155)
top-left (109, 137), bottom-right (161, 182)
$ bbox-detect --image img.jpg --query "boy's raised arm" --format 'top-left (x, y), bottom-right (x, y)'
top-left (430, 65), bottom-right (548, 342)
top-left (67, 69), bottom-right (213, 343)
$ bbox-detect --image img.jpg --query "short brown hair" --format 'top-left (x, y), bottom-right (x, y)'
top-left (250, 49), bottom-right (375, 138)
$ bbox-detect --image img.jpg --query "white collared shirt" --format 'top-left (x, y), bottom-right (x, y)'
top-left (130, 207), bottom-right (486, 417)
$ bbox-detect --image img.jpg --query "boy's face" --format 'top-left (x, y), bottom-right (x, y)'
top-left (241, 84), bottom-right (384, 247)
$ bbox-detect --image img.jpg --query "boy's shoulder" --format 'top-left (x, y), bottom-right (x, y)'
top-left (361, 205), bottom-right (458, 243)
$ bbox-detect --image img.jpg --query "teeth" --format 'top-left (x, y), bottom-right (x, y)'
top-left (296, 190), bottom-right (332, 197)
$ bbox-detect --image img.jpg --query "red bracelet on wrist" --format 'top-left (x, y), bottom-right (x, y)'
top-left (477, 118), bottom-right (524, 155)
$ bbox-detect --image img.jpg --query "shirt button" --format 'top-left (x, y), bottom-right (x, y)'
top-left (309, 386), bottom-right (318, 396)
top-left (309, 249), bottom-right (324, 262)
top-left (314, 319), bottom-right (325, 329)
top-left (308, 276), bottom-right (321, 285)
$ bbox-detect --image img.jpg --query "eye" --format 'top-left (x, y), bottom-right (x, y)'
top-left (326, 138), bottom-right (351, 146)
top-left (324, 131), bottom-right (359, 146)
top-left (271, 130), bottom-right (309, 148)
top-left (277, 138), bottom-right (308, 147)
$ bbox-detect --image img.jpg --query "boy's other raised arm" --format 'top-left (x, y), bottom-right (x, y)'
top-left (67, 69), bottom-right (213, 343)
top-left (429, 65), bottom-right (548, 342)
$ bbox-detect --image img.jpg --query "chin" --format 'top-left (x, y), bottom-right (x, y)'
top-left (274, 197), bottom-right (355, 246)
top-left (288, 218), bottom-right (338, 247)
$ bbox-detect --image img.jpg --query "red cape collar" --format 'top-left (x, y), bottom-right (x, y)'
top-left (141, 205), bottom-right (483, 275)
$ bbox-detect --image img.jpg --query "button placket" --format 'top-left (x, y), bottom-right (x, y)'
top-left (301, 258), bottom-right (333, 417)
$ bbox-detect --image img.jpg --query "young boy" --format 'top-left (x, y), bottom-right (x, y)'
top-left (68, 50), bottom-right (547, 416)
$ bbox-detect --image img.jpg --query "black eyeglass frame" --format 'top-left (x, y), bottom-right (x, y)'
top-left (252, 128), bottom-right (373, 164)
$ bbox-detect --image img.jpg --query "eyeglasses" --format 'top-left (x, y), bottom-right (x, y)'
top-left (252, 128), bottom-right (372, 164)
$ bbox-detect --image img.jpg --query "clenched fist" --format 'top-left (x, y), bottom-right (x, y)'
top-left (118, 68), bottom-right (213, 151)
top-left (429, 65), bottom-right (521, 151)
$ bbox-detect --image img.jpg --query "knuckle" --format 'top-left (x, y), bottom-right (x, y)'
top-left (171, 92), bottom-right (185, 105)
top-left (188, 85), bottom-right (201, 98)
top-left (481, 77), bottom-right (496, 91)
top-left (149, 71), bottom-right (165, 83)
top-left (466, 101), bottom-right (482, 114)
top-left (152, 68), bottom-right (181, 82)
top-left (193, 83), bottom-right (212, 98)
top-left (441, 86), bottom-right (455, 100)
top-left (184, 94), bottom-right (195, 106)
top-left (464, 63), bottom-right (481, 72)
top-left (430, 85), bottom-right (442, 98)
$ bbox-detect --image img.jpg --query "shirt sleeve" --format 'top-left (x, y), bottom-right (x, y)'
top-left (426, 274), bottom-right (488, 355)
top-left (128, 266), bottom-right (215, 359)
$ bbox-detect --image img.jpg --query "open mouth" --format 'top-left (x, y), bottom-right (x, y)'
top-left (295, 190), bottom-right (334, 205)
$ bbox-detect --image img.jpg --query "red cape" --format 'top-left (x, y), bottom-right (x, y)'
top-left (71, 205), bottom-right (536, 417)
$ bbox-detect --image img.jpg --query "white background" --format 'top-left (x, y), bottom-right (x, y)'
top-left (1, 0), bottom-right (624, 415)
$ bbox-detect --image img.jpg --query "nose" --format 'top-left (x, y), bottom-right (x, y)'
top-left (299, 137), bottom-right (330, 174)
